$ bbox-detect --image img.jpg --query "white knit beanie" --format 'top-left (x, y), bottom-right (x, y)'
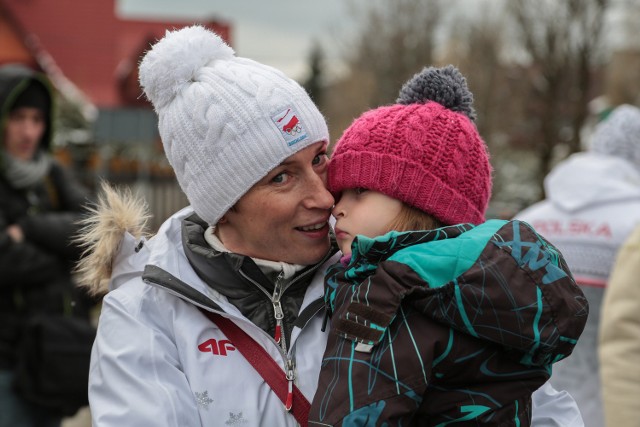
top-left (590, 104), bottom-right (640, 172)
top-left (139, 25), bottom-right (329, 225)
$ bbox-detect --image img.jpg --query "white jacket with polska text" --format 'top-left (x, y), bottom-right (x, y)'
top-left (516, 152), bottom-right (640, 427)
top-left (80, 186), bottom-right (584, 427)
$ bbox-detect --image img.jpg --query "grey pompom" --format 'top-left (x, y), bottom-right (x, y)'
top-left (397, 65), bottom-right (476, 121)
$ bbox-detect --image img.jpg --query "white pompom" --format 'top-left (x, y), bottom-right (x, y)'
top-left (139, 25), bottom-right (235, 109)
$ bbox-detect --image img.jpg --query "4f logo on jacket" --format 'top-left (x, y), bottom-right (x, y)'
top-left (198, 339), bottom-right (236, 356)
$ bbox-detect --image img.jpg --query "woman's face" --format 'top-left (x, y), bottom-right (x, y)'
top-left (217, 141), bottom-right (334, 265)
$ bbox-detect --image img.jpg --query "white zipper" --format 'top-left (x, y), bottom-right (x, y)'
top-left (284, 357), bottom-right (296, 411)
top-left (272, 270), bottom-right (287, 352)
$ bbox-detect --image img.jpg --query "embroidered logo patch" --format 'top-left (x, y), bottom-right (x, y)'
top-left (272, 106), bottom-right (308, 146)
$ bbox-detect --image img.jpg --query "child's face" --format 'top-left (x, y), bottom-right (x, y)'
top-left (332, 188), bottom-right (403, 256)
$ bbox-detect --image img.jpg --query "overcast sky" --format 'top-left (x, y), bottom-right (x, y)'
top-left (117, 0), bottom-right (368, 81)
top-left (117, 0), bottom-right (637, 83)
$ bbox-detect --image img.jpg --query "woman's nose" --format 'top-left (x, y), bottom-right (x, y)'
top-left (305, 172), bottom-right (334, 210)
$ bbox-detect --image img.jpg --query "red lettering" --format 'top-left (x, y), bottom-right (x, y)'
top-left (198, 339), bottom-right (220, 355)
top-left (531, 219), bottom-right (612, 239)
top-left (198, 339), bottom-right (236, 356)
top-left (532, 221), bottom-right (548, 234)
top-left (569, 220), bottom-right (590, 235)
top-left (595, 223), bottom-right (612, 238)
top-left (217, 340), bottom-right (236, 356)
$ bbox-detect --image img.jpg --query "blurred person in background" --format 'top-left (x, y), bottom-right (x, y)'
top-left (0, 64), bottom-right (92, 427)
top-left (599, 224), bottom-right (640, 427)
top-left (515, 104), bottom-right (640, 427)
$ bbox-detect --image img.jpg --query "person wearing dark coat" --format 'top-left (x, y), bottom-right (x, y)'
top-left (0, 64), bottom-right (92, 427)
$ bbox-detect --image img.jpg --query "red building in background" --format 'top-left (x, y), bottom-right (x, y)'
top-left (0, 0), bottom-right (230, 111)
top-left (0, 0), bottom-right (229, 226)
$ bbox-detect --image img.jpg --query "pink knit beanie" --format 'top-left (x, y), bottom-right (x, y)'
top-left (328, 65), bottom-right (492, 226)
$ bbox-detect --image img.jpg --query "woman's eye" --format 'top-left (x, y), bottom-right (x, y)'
top-left (355, 187), bottom-right (368, 195)
top-left (271, 172), bottom-right (289, 184)
top-left (312, 153), bottom-right (328, 166)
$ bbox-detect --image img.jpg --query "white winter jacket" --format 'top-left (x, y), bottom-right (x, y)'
top-left (517, 152), bottom-right (640, 285)
top-left (516, 152), bottom-right (640, 427)
top-left (83, 189), bottom-right (584, 427)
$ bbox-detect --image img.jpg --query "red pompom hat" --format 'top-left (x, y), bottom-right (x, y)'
top-left (328, 65), bottom-right (492, 226)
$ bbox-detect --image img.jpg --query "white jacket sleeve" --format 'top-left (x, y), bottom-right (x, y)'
top-left (531, 382), bottom-right (584, 427)
top-left (89, 284), bottom-right (201, 427)
top-left (599, 225), bottom-right (640, 427)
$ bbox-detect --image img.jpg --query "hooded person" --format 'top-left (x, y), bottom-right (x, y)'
top-left (1, 65), bottom-right (53, 183)
top-left (0, 64), bottom-right (92, 426)
top-left (78, 25), bottom-right (589, 427)
top-left (515, 104), bottom-right (640, 427)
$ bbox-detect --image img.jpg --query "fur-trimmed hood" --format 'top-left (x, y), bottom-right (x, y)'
top-left (74, 182), bottom-right (151, 296)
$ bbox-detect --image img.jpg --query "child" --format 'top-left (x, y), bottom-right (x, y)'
top-left (308, 66), bottom-right (588, 426)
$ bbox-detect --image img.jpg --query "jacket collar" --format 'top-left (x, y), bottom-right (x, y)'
top-left (180, 212), bottom-right (338, 300)
top-left (348, 223), bottom-right (475, 268)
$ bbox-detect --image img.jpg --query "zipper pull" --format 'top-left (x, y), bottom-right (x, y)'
top-left (273, 269), bottom-right (285, 345)
top-left (285, 380), bottom-right (293, 411)
top-left (285, 358), bottom-right (295, 411)
top-left (273, 301), bottom-right (284, 343)
top-left (274, 301), bottom-right (284, 319)
top-left (274, 323), bottom-right (282, 344)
